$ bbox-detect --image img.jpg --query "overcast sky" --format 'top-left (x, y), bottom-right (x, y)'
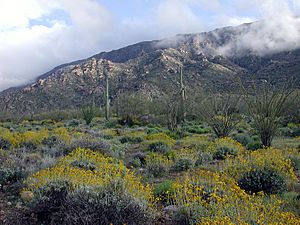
top-left (0, 0), bottom-right (299, 91)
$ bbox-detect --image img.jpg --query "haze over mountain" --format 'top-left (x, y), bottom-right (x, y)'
top-left (0, 20), bottom-right (299, 116)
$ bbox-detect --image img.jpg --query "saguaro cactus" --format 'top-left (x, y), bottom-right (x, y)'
top-left (179, 67), bottom-right (187, 123)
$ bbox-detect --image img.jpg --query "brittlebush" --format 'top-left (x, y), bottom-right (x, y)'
top-left (171, 170), bottom-right (300, 224)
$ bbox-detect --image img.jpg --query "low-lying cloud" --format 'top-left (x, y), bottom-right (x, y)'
top-left (218, 0), bottom-right (300, 56)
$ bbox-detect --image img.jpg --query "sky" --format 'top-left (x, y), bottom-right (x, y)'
top-left (0, 0), bottom-right (300, 91)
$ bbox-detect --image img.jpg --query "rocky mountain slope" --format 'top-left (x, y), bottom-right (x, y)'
top-left (0, 23), bottom-right (299, 115)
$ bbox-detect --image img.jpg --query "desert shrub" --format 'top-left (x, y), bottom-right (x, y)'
top-left (186, 125), bottom-right (211, 134)
top-left (128, 158), bottom-right (142, 168)
top-left (238, 168), bottom-right (287, 194)
top-left (20, 141), bottom-right (38, 151)
top-left (289, 155), bottom-right (300, 172)
top-left (21, 129), bottom-right (49, 145)
top-left (233, 133), bottom-right (252, 146)
top-left (42, 136), bottom-right (64, 148)
top-left (166, 129), bottom-right (188, 140)
top-left (81, 106), bottom-right (96, 125)
top-left (172, 158), bottom-right (194, 171)
top-left (118, 116), bottom-right (141, 127)
top-left (291, 127), bottom-right (300, 137)
top-left (246, 141), bottom-right (263, 150)
top-left (119, 136), bottom-right (143, 144)
top-left (0, 168), bottom-right (24, 187)
top-left (223, 148), bottom-right (298, 187)
top-left (145, 153), bottom-right (172, 177)
top-left (206, 137), bottom-right (244, 158)
top-left (29, 180), bottom-right (69, 223)
top-left (145, 133), bottom-right (176, 146)
top-left (170, 169), bottom-right (300, 224)
top-left (67, 119), bottom-right (80, 127)
top-left (179, 135), bottom-right (209, 151)
top-left (154, 180), bottom-right (175, 206)
top-left (213, 146), bottom-right (238, 160)
top-left (147, 141), bottom-right (170, 154)
top-left (0, 138), bottom-right (12, 150)
top-left (52, 127), bottom-right (71, 144)
top-left (69, 139), bottom-right (111, 155)
top-left (60, 186), bottom-right (153, 225)
top-left (24, 148), bottom-right (155, 224)
top-left (70, 159), bottom-right (97, 171)
top-left (0, 128), bottom-right (20, 147)
top-left (195, 152), bottom-right (213, 166)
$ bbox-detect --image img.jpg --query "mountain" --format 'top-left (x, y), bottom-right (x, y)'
top-left (0, 23), bottom-right (299, 115)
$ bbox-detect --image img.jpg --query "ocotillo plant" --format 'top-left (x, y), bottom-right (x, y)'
top-left (240, 80), bottom-right (295, 147)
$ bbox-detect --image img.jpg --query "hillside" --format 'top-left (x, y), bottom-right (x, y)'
top-left (0, 23), bottom-right (299, 115)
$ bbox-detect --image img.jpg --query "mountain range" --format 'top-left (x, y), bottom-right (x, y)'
top-left (0, 22), bottom-right (299, 116)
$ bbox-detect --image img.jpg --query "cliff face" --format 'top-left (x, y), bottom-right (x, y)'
top-left (0, 23), bottom-right (299, 115)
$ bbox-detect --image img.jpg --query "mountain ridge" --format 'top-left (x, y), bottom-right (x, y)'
top-left (0, 22), bottom-right (299, 115)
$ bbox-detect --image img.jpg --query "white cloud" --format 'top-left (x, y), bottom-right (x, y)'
top-left (0, 0), bottom-right (115, 91)
top-left (217, 0), bottom-right (300, 56)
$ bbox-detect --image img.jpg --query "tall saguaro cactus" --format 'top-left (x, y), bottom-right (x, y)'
top-left (179, 67), bottom-right (186, 123)
top-left (105, 71), bottom-right (109, 121)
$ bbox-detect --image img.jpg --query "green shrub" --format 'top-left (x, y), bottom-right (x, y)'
top-left (70, 160), bottom-right (97, 171)
top-left (69, 139), bottom-right (111, 155)
top-left (291, 127), bottom-right (300, 137)
top-left (154, 180), bottom-right (175, 206)
top-left (42, 136), bottom-right (64, 148)
top-left (0, 138), bottom-right (12, 150)
top-left (129, 158), bottom-right (142, 168)
top-left (172, 158), bottom-right (194, 171)
top-left (289, 155), bottom-right (300, 172)
top-left (29, 181), bottom-right (153, 225)
top-left (148, 141), bottom-right (170, 154)
top-left (238, 168), bottom-right (287, 194)
top-left (233, 134), bottom-right (252, 146)
top-left (118, 116), bottom-right (141, 127)
top-left (0, 168), bottom-right (24, 186)
top-left (119, 136), bottom-right (143, 144)
top-left (20, 141), bottom-right (38, 151)
top-left (246, 141), bottom-right (262, 151)
top-left (67, 119), bottom-right (80, 127)
top-left (145, 154), bottom-right (171, 177)
top-left (187, 125), bottom-right (210, 134)
top-left (29, 181), bottom-right (69, 223)
top-left (213, 146), bottom-right (238, 160)
top-left (81, 106), bottom-right (96, 125)
top-left (60, 186), bottom-right (153, 225)
top-left (195, 152), bottom-right (213, 166)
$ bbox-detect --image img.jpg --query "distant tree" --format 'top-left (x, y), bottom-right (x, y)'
top-left (117, 92), bottom-right (150, 122)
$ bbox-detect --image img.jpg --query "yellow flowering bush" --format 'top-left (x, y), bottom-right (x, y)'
top-left (145, 132), bottom-right (176, 146)
top-left (52, 127), bottom-right (71, 144)
top-left (171, 169), bottom-right (300, 224)
top-left (24, 148), bottom-right (154, 204)
top-left (201, 137), bottom-right (245, 161)
top-left (145, 153), bottom-right (173, 177)
top-left (0, 128), bottom-right (21, 147)
top-left (20, 129), bottom-right (49, 145)
top-left (180, 134), bottom-right (210, 149)
top-left (223, 147), bottom-right (298, 184)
